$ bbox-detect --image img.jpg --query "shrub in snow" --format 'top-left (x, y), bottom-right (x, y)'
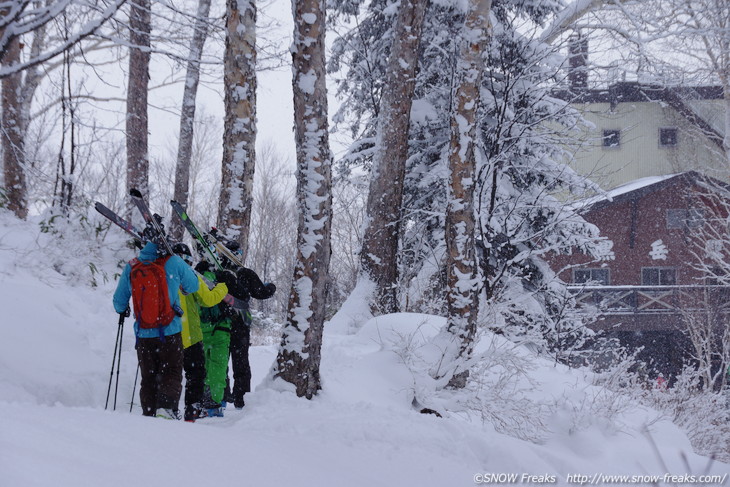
top-left (376, 319), bottom-right (551, 442)
top-left (642, 366), bottom-right (730, 462)
top-left (34, 205), bottom-right (132, 287)
top-left (0, 204), bottom-right (131, 287)
top-left (589, 348), bottom-right (730, 462)
top-left (250, 310), bottom-right (283, 346)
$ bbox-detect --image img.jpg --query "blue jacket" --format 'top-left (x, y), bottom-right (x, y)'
top-left (113, 242), bottom-right (199, 338)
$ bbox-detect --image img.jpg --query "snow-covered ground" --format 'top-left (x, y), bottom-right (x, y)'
top-left (1, 209), bottom-right (728, 486)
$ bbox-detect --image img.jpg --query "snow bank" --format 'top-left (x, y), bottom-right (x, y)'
top-left (0, 211), bottom-right (727, 485)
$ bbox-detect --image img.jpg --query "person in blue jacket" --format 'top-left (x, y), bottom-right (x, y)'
top-left (113, 239), bottom-right (199, 420)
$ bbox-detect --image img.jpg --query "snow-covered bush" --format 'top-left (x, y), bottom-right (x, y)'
top-left (375, 319), bottom-right (552, 442)
top-left (589, 347), bottom-right (730, 462)
top-left (250, 309), bottom-right (283, 346)
top-left (35, 205), bottom-right (132, 287)
top-left (0, 203), bottom-right (131, 288)
top-left (642, 366), bottom-right (730, 462)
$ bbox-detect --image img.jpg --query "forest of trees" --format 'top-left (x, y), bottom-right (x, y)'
top-left (1, 0), bottom-right (730, 399)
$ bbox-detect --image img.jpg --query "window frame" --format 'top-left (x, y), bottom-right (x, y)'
top-left (666, 208), bottom-right (705, 229)
top-left (602, 129), bottom-right (621, 149)
top-left (659, 127), bottom-right (678, 147)
top-left (573, 268), bottom-right (610, 285)
top-left (641, 267), bottom-right (677, 286)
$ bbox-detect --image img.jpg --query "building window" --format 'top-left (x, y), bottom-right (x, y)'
top-left (574, 268), bottom-right (610, 285)
top-left (602, 129), bottom-right (620, 148)
top-left (666, 208), bottom-right (704, 229)
top-left (641, 267), bottom-right (676, 286)
top-left (659, 127), bottom-right (678, 147)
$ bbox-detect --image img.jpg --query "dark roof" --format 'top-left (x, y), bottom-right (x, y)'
top-left (554, 82), bottom-right (723, 105)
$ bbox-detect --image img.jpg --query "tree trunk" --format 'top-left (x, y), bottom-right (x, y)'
top-left (722, 87), bottom-right (730, 164)
top-left (126, 0), bottom-right (151, 209)
top-left (20, 10), bottom-right (47, 136)
top-left (436, 0), bottom-right (491, 388)
top-left (274, 0), bottom-right (332, 399)
top-left (1, 35), bottom-right (27, 219)
top-left (218, 0), bottom-right (256, 254)
top-left (171, 0), bottom-right (212, 241)
top-left (358, 0), bottom-right (428, 315)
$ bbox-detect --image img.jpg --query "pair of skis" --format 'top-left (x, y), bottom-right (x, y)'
top-left (170, 200), bottom-right (245, 270)
top-left (95, 189), bottom-right (246, 310)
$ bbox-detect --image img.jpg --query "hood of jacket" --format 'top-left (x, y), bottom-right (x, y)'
top-left (139, 241), bottom-right (162, 261)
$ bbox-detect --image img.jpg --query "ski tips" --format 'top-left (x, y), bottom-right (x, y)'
top-left (130, 188), bottom-right (142, 198)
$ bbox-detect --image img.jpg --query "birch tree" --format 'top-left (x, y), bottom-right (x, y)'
top-left (170, 0), bottom-right (213, 241)
top-left (0, 0), bottom-right (126, 78)
top-left (358, 0), bottom-right (428, 315)
top-left (218, 0), bottom-right (257, 253)
top-left (125, 0), bottom-right (151, 201)
top-left (2, 9), bottom-right (48, 219)
top-left (330, 0), bottom-right (609, 359)
top-left (431, 0), bottom-right (491, 388)
top-left (1, 0), bottom-right (124, 218)
top-left (2, 35), bottom-right (26, 218)
top-left (274, 0), bottom-right (332, 399)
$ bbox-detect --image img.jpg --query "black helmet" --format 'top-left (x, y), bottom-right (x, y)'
top-left (173, 242), bottom-right (193, 265)
top-left (172, 243), bottom-right (191, 256)
top-left (225, 240), bottom-right (241, 253)
top-left (141, 214), bottom-right (166, 247)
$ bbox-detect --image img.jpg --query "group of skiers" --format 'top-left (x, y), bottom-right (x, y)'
top-left (112, 227), bottom-right (276, 422)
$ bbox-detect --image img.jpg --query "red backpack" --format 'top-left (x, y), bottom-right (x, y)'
top-left (130, 255), bottom-right (175, 330)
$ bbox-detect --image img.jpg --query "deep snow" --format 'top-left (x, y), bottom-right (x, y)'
top-left (0, 209), bottom-right (728, 486)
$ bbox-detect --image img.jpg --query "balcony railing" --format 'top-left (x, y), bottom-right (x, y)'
top-left (566, 285), bottom-right (730, 315)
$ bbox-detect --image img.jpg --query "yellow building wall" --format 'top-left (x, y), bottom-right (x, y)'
top-left (568, 101), bottom-right (726, 190)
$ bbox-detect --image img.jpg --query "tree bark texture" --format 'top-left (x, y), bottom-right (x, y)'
top-left (441, 0), bottom-right (491, 388)
top-left (218, 0), bottom-right (256, 254)
top-left (171, 0), bottom-right (212, 241)
top-left (1, 35), bottom-right (27, 218)
top-left (358, 0), bottom-right (427, 315)
top-left (274, 0), bottom-right (332, 399)
top-left (126, 0), bottom-right (151, 207)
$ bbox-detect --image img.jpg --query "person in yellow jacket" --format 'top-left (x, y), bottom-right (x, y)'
top-left (173, 243), bottom-right (228, 422)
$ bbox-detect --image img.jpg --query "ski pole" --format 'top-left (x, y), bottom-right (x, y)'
top-left (105, 313), bottom-right (124, 410)
top-left (129, 364), bottom-right (139, 413)
top-left (112, 312), bottom-right (126, 411)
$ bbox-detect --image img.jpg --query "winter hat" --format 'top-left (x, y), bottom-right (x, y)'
top-left (173, 243), bottom-right (193, 264)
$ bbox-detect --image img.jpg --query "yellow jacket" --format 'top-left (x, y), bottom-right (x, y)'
top-left (179, 275), bottom-right (228, 348)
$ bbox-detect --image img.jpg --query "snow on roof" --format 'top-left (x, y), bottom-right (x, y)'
top-left (604, 174), bottom-right (679, 200)
top-left (569, 173), bottom-right (681, 213)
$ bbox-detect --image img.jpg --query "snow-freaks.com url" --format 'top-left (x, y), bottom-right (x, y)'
top-left (564, 473), bottom-right (728, 485)
top-left (473, 473), bottom-right (728, 485)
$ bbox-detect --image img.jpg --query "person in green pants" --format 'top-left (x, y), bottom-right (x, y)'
top-left (196, 261), bottom-right (235, 417)
top-left (173, 243), bottom-right (229, 422)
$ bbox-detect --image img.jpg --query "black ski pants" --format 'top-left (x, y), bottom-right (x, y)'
top-left (136, 333), bottom-right (183, 416)
top-left (225, 312), bottom-right (251, 408)
top-left (183, 341), bottom-right (206, 408)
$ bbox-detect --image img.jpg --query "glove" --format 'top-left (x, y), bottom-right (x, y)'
top-left (265, 283), bottom-right (276, 295)
top-left (123, 307), bottom-right (131, 317)
top-left (195, 261), bottom-right (212, 274)
top-left (215, 269), bottom-right (237, 289)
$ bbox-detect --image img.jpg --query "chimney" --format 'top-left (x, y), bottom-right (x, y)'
top-left (568, 32), bottom-right (588, 93)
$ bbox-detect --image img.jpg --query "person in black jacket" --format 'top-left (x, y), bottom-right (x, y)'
top-left (214, 240), bottom-right (276, 409)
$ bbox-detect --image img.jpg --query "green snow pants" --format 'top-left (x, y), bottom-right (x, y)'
top-left (201, 319), bottom-right (232, 404)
